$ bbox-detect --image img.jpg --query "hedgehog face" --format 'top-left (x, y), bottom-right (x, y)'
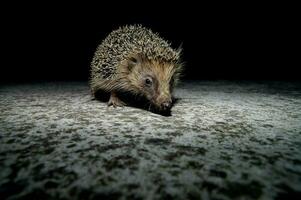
top-left (127, 55), bottom-right (176, 111)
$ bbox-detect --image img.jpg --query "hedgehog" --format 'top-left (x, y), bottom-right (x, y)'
top-left (90, 25), bottom-right (183, 113)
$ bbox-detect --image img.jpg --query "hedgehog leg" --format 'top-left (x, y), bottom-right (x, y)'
top-left (108, 92), bottom-right (126, 107)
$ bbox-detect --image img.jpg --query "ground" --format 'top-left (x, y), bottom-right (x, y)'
top-left (0, 81), bottom-right (301, 200)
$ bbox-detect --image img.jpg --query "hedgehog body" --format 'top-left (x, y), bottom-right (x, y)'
top-left (90, 25), bottom-right (183, 112)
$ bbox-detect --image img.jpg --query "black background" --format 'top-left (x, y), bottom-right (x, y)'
top-left (1, 2), bottom-right (299, 83)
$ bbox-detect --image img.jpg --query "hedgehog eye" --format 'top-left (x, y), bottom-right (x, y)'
top-left (145, 77), bottom-right (153, 87)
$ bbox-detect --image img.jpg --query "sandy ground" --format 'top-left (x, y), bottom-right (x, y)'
top-left (0, 81), bottom-right (301, 200)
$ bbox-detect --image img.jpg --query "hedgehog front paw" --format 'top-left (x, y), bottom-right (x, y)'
top-left (108, 92), bottom-right (126, 108)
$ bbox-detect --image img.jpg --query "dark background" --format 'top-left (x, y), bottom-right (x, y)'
top-left (1, 2), bottom-right (299, 83)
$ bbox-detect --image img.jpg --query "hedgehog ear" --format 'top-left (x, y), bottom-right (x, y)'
top-left (127, 53), bottom-right (143, 71)
top-left (176, 43), bottom-right (183, 55)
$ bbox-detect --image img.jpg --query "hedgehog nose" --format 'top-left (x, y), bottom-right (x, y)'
top-left (162, 100), bottom-right (172, 110)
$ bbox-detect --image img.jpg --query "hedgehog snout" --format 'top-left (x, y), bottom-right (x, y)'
top-left (155, 91), bottom-right (172, 110)
top-left (156, 96), bottom-right (172, 111)
top-left (161, 100), bottom-right (172, 110)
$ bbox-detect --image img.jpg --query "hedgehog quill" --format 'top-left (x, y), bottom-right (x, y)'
top-left (90, 25), bottom-right (183, 113)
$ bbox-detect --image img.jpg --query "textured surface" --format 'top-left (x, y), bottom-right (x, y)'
top-left (1, 81), bottom-right (301, 200)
